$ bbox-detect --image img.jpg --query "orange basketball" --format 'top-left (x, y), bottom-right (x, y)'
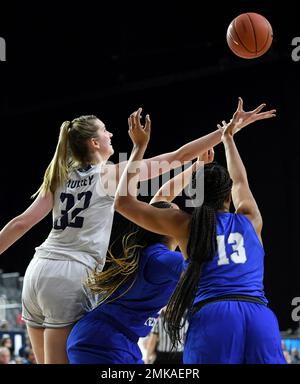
top-left (226, 13), bottom-right (273, 59)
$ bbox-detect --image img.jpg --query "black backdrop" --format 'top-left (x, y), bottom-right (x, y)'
top-left (0, 1), bottom-right (299, 332)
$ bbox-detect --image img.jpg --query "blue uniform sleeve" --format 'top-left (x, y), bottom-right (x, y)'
top-left (144, 249), bottom-right (184, 284)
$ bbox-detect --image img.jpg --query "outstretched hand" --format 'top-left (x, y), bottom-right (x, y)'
top-left (218, 97), bottom-right (276, 137)
top-left (128, 107), bottom-right (151, 147)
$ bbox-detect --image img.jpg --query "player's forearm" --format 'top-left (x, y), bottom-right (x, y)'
top-left (115, 144), bottom-right (147, 204)
top-left (146, 335), bottom-right (157, 357)
top-left (223, 135), bottom-right (248, 185)
top-left (176, 129), bottom-right (222, 161)
top-left (137, 130), bottom-right (221, 182)
top-left (0, 217), bottom-right (31, 254)
top-left (152, 161), bottom-right (199, 203)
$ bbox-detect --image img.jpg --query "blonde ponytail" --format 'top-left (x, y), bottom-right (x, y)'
top-left (32, 121), bottom-right (71, 198)
top-left (86, 231), bottom-right (144, 305)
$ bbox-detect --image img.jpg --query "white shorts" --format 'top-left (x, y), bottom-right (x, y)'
top-left (22, 253), bottom-right (99, 328)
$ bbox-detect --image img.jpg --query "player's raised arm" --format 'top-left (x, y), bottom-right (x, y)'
top-left (109, 102), bottom-right (278, 190)
top-left (114, 112), bottom-right (190, 242)
top-left (221, 97), bottom-right (276, 238)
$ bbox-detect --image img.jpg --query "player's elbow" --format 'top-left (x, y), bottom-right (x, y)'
top-left (173, 148), bottom-right (191, 163)
top-left (114, 196), bottom-right (139, 220)
top-left (114, 196), bottom-right (131, 215)
top-left (11, 215), bottom-right (33, 233)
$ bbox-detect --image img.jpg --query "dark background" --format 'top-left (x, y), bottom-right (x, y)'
top-left (0, 1), bottom-right (299, 331)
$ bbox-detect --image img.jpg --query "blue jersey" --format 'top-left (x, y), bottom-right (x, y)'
top-left (76, 243), bottom-right (184, 339)
top-left (193, 212), bottom-right (268, 305)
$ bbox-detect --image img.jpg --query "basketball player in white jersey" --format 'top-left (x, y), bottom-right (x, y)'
top-left (0, 104), bottom-right (273, 363)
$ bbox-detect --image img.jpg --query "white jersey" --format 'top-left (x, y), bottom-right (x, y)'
top-left (35, 163), bottom-right (115, 270)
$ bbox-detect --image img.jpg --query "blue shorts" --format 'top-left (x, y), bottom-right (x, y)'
top-left (67, 312), bottom-right (143, 364)
top-left (183, 301), bottom-right (286, 364)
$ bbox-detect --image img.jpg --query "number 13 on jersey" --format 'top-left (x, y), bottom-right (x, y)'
top-left (217, 233), bottom-right (247, 265)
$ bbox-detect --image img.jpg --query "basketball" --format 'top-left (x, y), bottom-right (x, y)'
top-left (226, 13), bottom-right (273, 59)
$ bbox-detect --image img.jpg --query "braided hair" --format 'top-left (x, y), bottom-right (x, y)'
top-left (165, 162), bottom-right (233, 346)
